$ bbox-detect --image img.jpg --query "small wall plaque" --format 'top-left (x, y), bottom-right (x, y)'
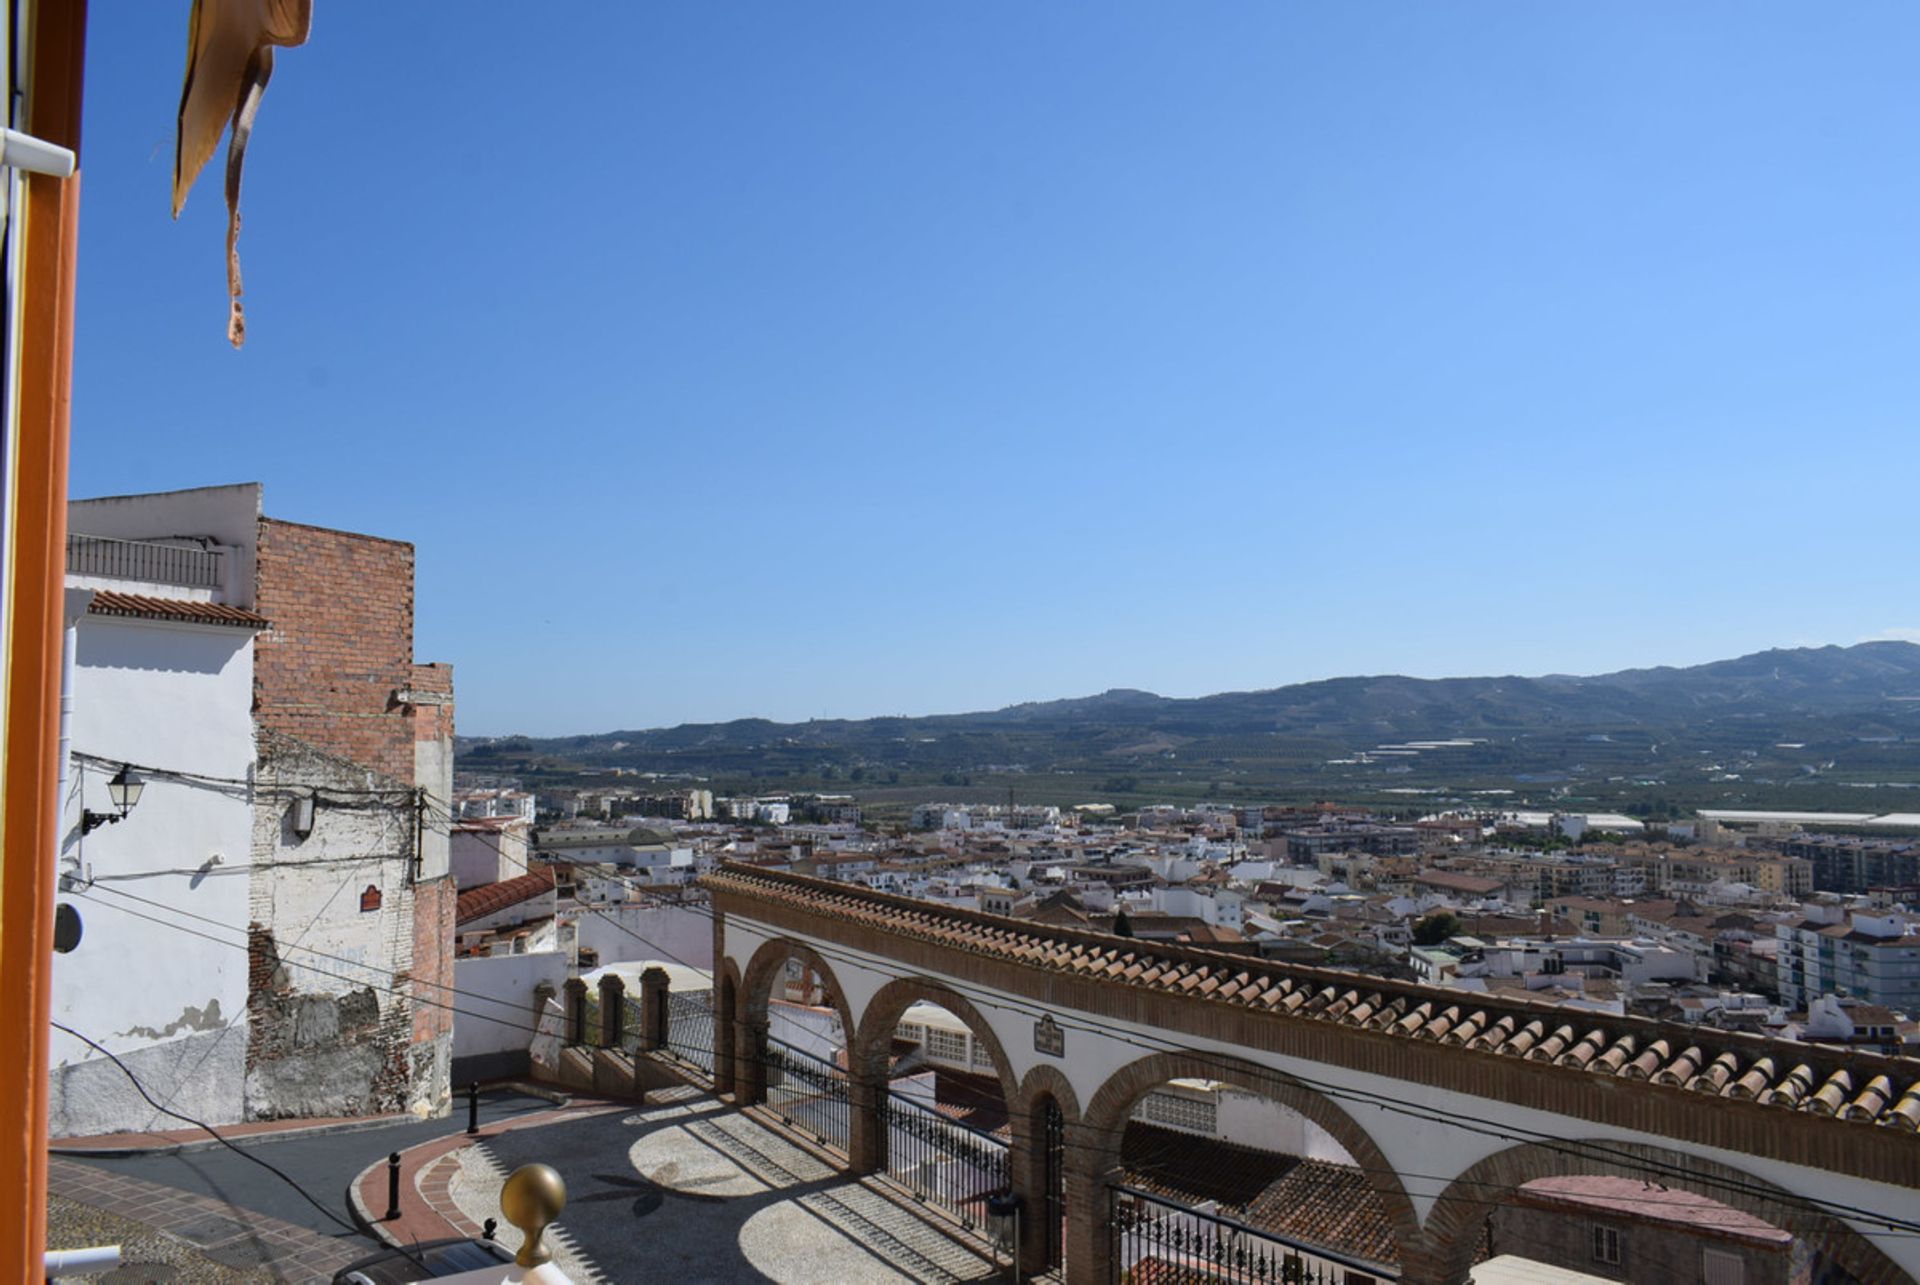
top-left (1034, 1014), bottom-right (1064, 1057)
top-left (359, 884), bottom-right (383, 913)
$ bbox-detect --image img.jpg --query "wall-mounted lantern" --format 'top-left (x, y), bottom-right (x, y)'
top-left (81, 765), bottom-right (144, 835)
top-left (289, 793), bottom-right (316, 840)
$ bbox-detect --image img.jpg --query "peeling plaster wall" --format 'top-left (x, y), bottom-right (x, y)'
top-left (49, 612), bottom-right (256, 1137)
top-left (246, 732), bottom-right (427, 1120)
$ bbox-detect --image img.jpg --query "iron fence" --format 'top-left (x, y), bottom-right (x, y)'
top-left (880, 1086), bottom-right (1010, 1233)
top-left (67, 534), bottom-right (223, 589)
top-left (1109, 1186), bottom-right (1394, 1285)
top-left (764, 1035), bottom-right (851, 1156)
top-left (662, 988), bottom-right (715, 1083)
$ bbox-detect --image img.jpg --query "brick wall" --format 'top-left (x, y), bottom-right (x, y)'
top-left (248, 517), bottom-right (457, 1121)
top-left (411, 877), bottom-right (456, 1046)
top-left (253, 519), bottom-right (416, 784)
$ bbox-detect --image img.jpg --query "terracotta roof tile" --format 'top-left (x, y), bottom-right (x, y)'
top-left (455, 867), bottom-right (556, 925)
top-left (702, 864), bottom-right (1920, 1129)
top-left (87, 590), bottom-right (268, 629)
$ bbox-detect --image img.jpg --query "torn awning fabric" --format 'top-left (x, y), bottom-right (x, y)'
top-left (173, 0), bottom-right (312, 348)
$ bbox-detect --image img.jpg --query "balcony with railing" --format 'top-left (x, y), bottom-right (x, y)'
top-left (66, 533), bottom-right (224, 591)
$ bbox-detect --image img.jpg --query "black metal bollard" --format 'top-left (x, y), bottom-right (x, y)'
top-left (482, 1217), bottom-right (497, 1241)
top-left (385, 1151), bottom-right (401, 1221)
top-left (467, 1081), bottom-right (480, 1136)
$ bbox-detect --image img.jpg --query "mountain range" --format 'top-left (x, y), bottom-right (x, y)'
top-left (463, 643), bottom-right (1920, 796)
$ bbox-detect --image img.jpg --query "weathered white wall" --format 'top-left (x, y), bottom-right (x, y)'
top-left (453, 951), bottom-right (568, 1061)
top-left (415, 736), bottom-right (453, 882)
top-left (69, 483), bottom-right (261, 609)
top-left (248, 734), bottom-right (427, 1119)
top-left (50, 614), bottom-right (257, 1137)
top-left (1215, 1089), bottom-right (1346, 1163)
top-left (575, 902), bottom-right (713, 971)
top-left (452, 826), bottom-right (531, 890)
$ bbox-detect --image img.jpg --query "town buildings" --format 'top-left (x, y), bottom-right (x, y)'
top-left (50, 485), bottom-right (457, 1133)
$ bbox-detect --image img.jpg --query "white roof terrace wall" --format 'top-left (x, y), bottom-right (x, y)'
top-left (69, 483), bottom-right (262, 609)
top-left (49, 606), bottom-right (258, 1136)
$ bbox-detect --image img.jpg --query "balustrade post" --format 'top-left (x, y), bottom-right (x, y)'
top-left (639, 966), bottom-right (670, 1051)
top-left (562, 977), bottom-right (589, 1047)
top-left (597, 973), bottom-right (625, 1049)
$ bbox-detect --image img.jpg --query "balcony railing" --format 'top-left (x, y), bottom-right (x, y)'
top-left (67, 534), bottom-right (223, 590)
top-left (1110, 1185), bottom-right (1397, 1284)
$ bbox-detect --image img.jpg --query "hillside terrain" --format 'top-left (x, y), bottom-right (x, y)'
top-left (462, 642), bottom-right (1920, 817)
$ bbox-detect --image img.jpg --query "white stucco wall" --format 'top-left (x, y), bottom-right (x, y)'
top-left (453, 951), bottom-right (569, 1062)
top-left (722, 917), bottom-right (1920, 1279)
top-left (69, 483), bottom-right (261, 609)
top-left (50, 614), bottom-right (257, 1137)
top-left (574, 902), bottom-right (713, 972)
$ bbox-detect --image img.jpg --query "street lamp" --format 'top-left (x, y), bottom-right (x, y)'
top-left (81, 764), bottom-right (144, 835)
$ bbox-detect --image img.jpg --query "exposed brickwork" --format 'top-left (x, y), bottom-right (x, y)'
top-left (253, 518), bottom-right (417, 783)
top-left (245, 511), bottom-right (457, 1124)
top-left (412, 875), bottom-right (456, 1047)
top-left (409, 662), bottom-right (454, 745)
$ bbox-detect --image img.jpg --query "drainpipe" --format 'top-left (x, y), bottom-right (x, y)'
top-left (43, 1245), bottom-right (119, 1277)
top-left (56, 588), bottom-right (92, 879)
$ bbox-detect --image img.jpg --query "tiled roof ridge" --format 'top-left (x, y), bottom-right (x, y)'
top-left (703, 864), bottom-right (1920, 1133)
top-left (455, 866), bottom-right (558, 925)
top-left (86, 590), bottom-right (268, 629)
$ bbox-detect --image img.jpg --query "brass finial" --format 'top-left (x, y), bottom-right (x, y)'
top-left (499, 1162), bottom-right (567, 1268)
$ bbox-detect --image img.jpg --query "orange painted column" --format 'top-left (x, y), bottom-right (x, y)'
top-left (0, 1), bottom-right (87, 1277)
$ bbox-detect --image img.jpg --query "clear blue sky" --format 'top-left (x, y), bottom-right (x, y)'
top-left (71, 5), bottom-right (1920, 736)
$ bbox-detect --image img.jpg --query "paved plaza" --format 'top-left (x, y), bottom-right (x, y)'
top-left (473, 1096), bottom-right (1004, 1284)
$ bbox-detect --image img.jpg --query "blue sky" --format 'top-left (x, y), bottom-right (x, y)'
top-left (72, 5), bottom-right (1920, 735)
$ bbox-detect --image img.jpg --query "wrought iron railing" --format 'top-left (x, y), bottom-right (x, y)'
top-left (1109, 1186), bottom-right (1394, 1284)
top-left (662, 988), bottom-right (715, 1083)
top-left (67, 534), bottom-right (223, 589)
top-left (764, 1035), bottom-right (851, 1156)
top-left (880, 1086), bottom-right (1010, 1233)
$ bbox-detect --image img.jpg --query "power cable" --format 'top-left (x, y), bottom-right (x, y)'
top-left (587, 892), bottom-right (1920, 1239)
top-left (48, 1018), bottom-right (428, 1269)
top-left (73, 884), bottom-right (1920, 1246)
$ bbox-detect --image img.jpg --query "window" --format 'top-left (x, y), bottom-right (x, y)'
top-left (1133, 1091), bottom-right (1218, 1135)
top-left (925, 1028), bottom-right (967, 1064)
top-left (1701, 1247), bottom-right (1745, 1285)
top-left (1592, 1225), bottom-right (1621, 1265)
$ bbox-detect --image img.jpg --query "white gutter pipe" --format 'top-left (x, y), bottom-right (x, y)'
top-left (43, 1244), bottom-right (121, 1275)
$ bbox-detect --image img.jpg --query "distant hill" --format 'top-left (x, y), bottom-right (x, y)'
top-left (461, 643), bottom-right (1920, 801)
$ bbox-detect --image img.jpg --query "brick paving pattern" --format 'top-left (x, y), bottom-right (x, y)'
top-left (49, 1155), bottom-right (363, 1281)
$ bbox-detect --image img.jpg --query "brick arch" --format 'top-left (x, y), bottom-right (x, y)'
top-left (1018, 1062), bottom-right (1082, 1125)
top-left (737, 937), bottom-right (858, 1089)
top-left (850, 976), bottom-right (1020, 1111)
top-left (1081, 1049), bottom-right (1424, 1272)
top-left (1422, 1139), bottom-right (1911, 1285)
top-left (739, 937), bottom-right (856, 1039)
top-left (1015, 1063), bottom-right (1080, 1276)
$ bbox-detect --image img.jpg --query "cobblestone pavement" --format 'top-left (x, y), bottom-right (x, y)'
top-left (48, 1156), bottom-right (362, 1282)
top-left (473, 1096), bottom-right (1003, 1284)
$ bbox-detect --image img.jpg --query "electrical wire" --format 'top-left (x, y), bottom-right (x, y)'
top-left (48, 1018), bottom-right (426, 1268)
top-left (575, 891), bottom-right (1920, 1240)
top-left (81, 882), bottom-right (562, 1024)
top-left (71, 882), bottom-right (1920, 1249)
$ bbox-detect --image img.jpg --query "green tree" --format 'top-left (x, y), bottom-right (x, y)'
top-left (1412, 912), bottom-right (1461, 947)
